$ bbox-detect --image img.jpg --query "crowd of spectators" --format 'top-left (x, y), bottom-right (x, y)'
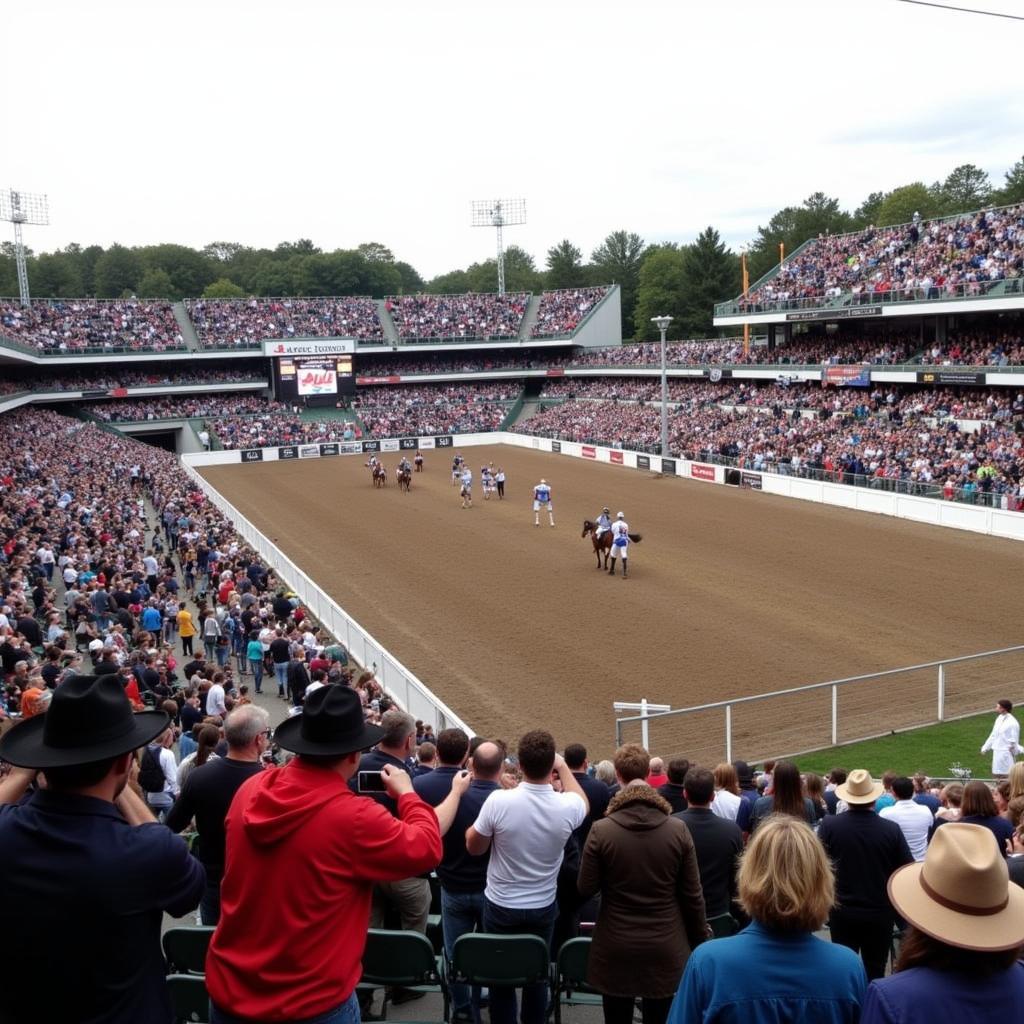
top-left (531, 286), bottom-right (608, 337)
top-left (208, 407), bottom-right (357, 450)
top-left (0, 365), bottom-right (268, 397)
top-left (0, 299), bottom-right (184, 353)
top-left (385, 293), bottom-right (529, 340)
top-left (745, 203), bottom-right (1024, 309)
top-left (186, 298), bottom-right (383, 347)
top-left (86, 394), bottom-right (270, 423)
top-left (355, 382), bottom-right (519, 439)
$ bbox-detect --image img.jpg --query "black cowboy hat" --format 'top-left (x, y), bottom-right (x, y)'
top-left (0, 674), bottom-right (169, 769)
top-left (274, 684), bottom-right (384, 757)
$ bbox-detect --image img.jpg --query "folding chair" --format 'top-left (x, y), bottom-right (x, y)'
top-left (163, 926), bottom-right (215, 975)
top-left (446, 934), bottom-right (551, 1022)
top-left (552, 938), bottom-right (602, 1024)
top-left (166, 973), bottom-right (209, 1023)
top-left (357, 928), bottom-right (446, 1021)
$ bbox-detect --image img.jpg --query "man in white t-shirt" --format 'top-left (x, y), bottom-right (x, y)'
top-left (879, 775), bottom-right (934, 862)
top-left (207, 678), bottom-right (227, 719)
top-left (466, 731), bottom-right (588, 1024)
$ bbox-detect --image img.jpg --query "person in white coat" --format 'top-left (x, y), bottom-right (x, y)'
top-left (608, 512), bottom-right (631, 578)
top-left (981, 699), bottom-right (1023, 777)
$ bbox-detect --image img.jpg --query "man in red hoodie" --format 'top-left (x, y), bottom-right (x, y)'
top-left (206, 684), bottom-right (444, 1024)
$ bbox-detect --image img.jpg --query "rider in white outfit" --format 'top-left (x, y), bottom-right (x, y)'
top-left (608, 512), bottom-right (630, 577)
top-left (533, 479), bottom-right (554, 527)
top-left (595, 508), bottom-right (612, 539)
top-left (981, 699), bottom-right (1023, 776)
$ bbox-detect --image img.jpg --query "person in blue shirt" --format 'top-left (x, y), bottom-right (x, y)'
top-left (668, 815), bottom-right (866, 1024)
top-left (533, 479), bottom-right (554, 527)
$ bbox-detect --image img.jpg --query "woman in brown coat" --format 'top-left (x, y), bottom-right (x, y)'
top-left (578, 744), bottom-right (709, 1024)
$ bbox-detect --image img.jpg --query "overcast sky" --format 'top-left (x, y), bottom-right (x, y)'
top-left (5, 0), bottom-right (1023, 280)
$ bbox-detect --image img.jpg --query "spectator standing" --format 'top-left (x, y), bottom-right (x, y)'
top-left (675, 767), bottom-right (744, 932)
top-left (912, 773), bottom-right (940, 815)
top-left (646, 756), bottom-right (668, 788)
top-left (564, 742), bottom-right (611, 847)
top-left (879, 776), bottom-right (934, 861)
top-left (825, 767), bottom-right (849, 814)
top-left (860, 823), bottom-right (1024, 1024)
top-left (747, 760), bottom-right (816, 831)
top-left (207, 673), bottom-right (227, 719)
top-left (711, 763), bottom-right (742, 821)
top-left (934, 780), bottom-right (1014, 853)
top-left (246, 630), bottom-right (264, 693)
top-left (205, 685), bottom-right (442, 1024)
top-left (817, 770), bottom-right (914, 981)
top-left (287, 647), bottom-right (311, 708)
top-left (0, 674), bottom-right (204, 1024)
top-left (579, 745), bottom-right (708, 1024)
top-left (268, 628), bottom-right (291, 698)
top-left (657, 756), bottom-right (689, 814)
top-left (166, 705), bottom-right (269, 924)
top-left (466, 731), bottom-right (588, 1024)
top-left (980, 699), bottom-right (1022, 778)
top-left (668, 815), bottom-right (865, 1024)
top-left (141, 725), bottom-right (178, 821)
top-left (176, 601), bottom-right (196, 656)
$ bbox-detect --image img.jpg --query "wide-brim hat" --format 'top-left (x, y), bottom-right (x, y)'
top-left (274, 684), bottom-right (384, 757)
top-left (888, 823), bottom-right (1024, 951)
top-left (835, 768), bottom-right (884, 805)
top-left (0, 674), bottom-right (168, 769)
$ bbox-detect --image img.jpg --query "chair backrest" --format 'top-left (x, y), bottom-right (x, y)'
top-left (163, 926), bottom-right (215, 975)
top-left (451, 934), bottom-right (551, 986)
top-left (556, 937), bottom-right (595, 992)
top-left (362, 929), bottom-right (438, 987)
top-left (166, 973), bottom-right (209, 1023)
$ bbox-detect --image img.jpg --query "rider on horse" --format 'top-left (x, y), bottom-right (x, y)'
top-left (595, 507), bottom-right (612, 540)
top-left (398, 456), bottom-right (411, 474)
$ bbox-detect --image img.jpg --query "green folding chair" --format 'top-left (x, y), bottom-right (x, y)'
top-left (446, 933), bottom-right (551, 1022)
top-left (166, 973), bottom-right (209, 1023)
top-left (552, 938), bottom-right (602, 1024)
top-left (357, 928), bottom-right (446, 1020)
top-left (163, 926), bottom-right (215, 975)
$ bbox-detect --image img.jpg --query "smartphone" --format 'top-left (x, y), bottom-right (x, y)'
top-left (358, 770), bottom-right (387, 793)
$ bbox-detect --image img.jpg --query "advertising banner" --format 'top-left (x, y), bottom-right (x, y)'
top-left (610, 450), bottom-right (624, 464)
top-left (690, 463), bottom-right (716, 481)
top-left (785, 305), bottom-right (881, 322)
top-left (419, 438), bottom-right (436, 450)
top-left (551, 441), bottom-right (562, 453)
top-left (546, 368), bottom-right (565, 377)
top-left (916, 369), bottom-right (985, 386)
top-left (582, 445), bottom-right (597, 459)
top-left (299, 445), bottom-right (320, 459)
top-left (741, 471), bottom-right (763, 490)
top-left (356, 375), bottom-right (402, 385)
top-left (263, 339), bottom-right (356, 357)
top-left (340, 442), bottom-right (362, 454)
top-left (637, 455), bottom-right (650, 470)
top-left (823, 365), bottom-right (871, 388)
top-left (362, 440), bottom-right (381, 452)
top-left (319, 443), bottom-right (340, 457)
top-left (435, 436), bottom-right (453, 448)
top-left (661, 458), bottom-right (677, 475)
top-left (297, 366), bottom-right (338, 396)
top-left (705, 368), bottom-right (733, 381)
top-left (381, 439), bottom-right (400, 452)
top-left (278, 446), bottom-right (298, 459)
top-left (399, 438), bottom-right (418, 450)
top-left (241, 449), bottom-right (264, 463)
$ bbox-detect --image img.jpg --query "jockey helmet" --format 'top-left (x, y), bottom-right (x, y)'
top-left (617, 511), bottom-right (625, 519)
top-left (602, 507), bottom-right (610, 514)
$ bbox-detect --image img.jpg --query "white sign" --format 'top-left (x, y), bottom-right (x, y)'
top-left (263, 338), bottom-right (356, 357)
top-left (297, 368), bottom-right (338, 396)
top-left (381, 439), bottom-right (400, 452)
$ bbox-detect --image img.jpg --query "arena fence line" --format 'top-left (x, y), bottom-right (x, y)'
top-left (614, 645), bottom-right (1024, 767)
top-left (180, 461), bottom-right (472, 737)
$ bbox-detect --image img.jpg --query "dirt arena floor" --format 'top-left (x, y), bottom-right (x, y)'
top-left (200, 446), bottom-right (1024, 764)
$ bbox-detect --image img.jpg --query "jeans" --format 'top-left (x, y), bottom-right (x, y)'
top-left (249, 658), bottom-right (264, 692)
top-left (182, 635), bottom-right (193, 656)
top-left (200, 881), bottom-right (222, 926)
top-left (215, 643), bottom-right (229, 667)
top-left (442, 889), bottom-right (487, 1015)
top-left (273, 661), bottom-right (290, 694)
top-left (211, 989), bottom-right (360, 1024)
top-left (482, 898), bottom-right (557, 1024)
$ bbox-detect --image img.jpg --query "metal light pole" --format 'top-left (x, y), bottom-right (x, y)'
top-left (651, 316), bottom-right (673, 459)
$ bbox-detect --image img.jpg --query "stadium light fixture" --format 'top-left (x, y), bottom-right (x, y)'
top-left (0, 189), bottom-right (49, 307)
top-left (651, 315), bottom-right (673, 459)
top-left (471, 198), bottom-right (526, 296)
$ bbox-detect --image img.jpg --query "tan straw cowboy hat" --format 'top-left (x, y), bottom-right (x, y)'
top-left (888, 823), bottom-right (1024, 952)
top-left (834, 768), bottom-right (884, 805)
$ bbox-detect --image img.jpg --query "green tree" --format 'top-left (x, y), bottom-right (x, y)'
top-left (393, 260), bottom-right (424, 293)
top-left (852, 191), bottom-right (886, 228)
top-left (202, 241), bottom-right (246, 263)
top-left (994, 155), bottom-right (1024, 206)
top-left (936, 163), bottom-right (992, 214)
top-left (136, 267), bottom-right (174, 298)
top-left (875, 183), bottom-right (937, 227)
top-left (427, 269), bottom-right (472, 294)
top-left (590, 230), bottom-right (645, 334)
top-left (677, 227), bottom-right (741, 338)
top-left (545, 239), bottom-right (585, 289)
top-left (465, 246), bottom-right (543, 294)
top-left (138, 243), bottom-right (214, 299)
top-left (633, 246), bottom-right (687, 340)
top-left (32, 251), bottom-right (84, 297)
top-left (93, 244), bottom-right (142, 297)
top-left (356, 242), bottom-right (395, 264)
top-left (203, 277), bottom-right (246, 298)
top-left (747, 194), bottom-right (852, 281)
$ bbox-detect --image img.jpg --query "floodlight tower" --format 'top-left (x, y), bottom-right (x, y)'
top-left (0, 189), bottom-right (49, 307)
top-left (471, 198), bottom-right (526, 295)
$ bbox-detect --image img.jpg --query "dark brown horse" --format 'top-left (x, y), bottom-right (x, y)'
top-left (396, 465), bottom-right (411, 492)
top-left (372, 464), bottom-right (387, 488)
top-left (582, 519), bottom-right (613, 570)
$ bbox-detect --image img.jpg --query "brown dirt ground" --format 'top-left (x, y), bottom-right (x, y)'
top-left (200, 446), bottom-right (1024, 764)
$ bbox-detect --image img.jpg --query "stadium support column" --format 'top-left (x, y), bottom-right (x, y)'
top-left (767, 324), bottom-right (777, 353)
top-left (651, 315), bottom-right (673, 459)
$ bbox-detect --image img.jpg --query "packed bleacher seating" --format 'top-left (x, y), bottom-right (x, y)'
top-left (385, 292), bottom-right (528, 340)
top-left (743, 203), bottom-right (1024, 310)
top-left (531, 286), bottom-right (608, 336)
top-left (86, 395), bottom-right (270, 422)
top-left (186, 297), bottom-right (383, 348)
top-left (354, 381), bottom-right (521, 438)
top-left (357, 352), bottom-right (558, 376)
top-left (0, 299), bottom-right (184, 352)
top-left (207, 406), bottom-right (358, 449)
top-left (0, 366), bottom-right (268, 397)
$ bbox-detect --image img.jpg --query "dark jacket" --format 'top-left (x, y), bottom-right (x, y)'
top-left (674, 807), bottom-right (743, 918)
top-left (573, 771), bottom-right (611, 848)
top-left (579, 784), bottom-right (707, 999)
top-left (818, 807), bottom-right (913, 919)
top-left (658, 781), bottom-right (688, 814)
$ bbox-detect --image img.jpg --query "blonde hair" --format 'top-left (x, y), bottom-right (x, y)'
top-left (738, 815), bottom-right (834, 931)
top-left (1008, 762), bottom-right (1024, 801)
top-left (714, 762), bottom-right (739, 795)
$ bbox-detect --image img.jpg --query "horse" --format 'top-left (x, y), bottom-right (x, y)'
top-left (396, 465), bottom-right (412, 492)
top-left (582, 519), bottom-right (613, 570)
top-left (372, 464), bottom-right (387, 488)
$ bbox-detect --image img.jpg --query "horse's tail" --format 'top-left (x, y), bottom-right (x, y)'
top-left (629, 532), bottom-right (643, 543)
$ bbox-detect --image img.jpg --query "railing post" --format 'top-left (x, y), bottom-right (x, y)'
top-left (725, 704), bottom-right (732, 764)
top-left (831, 684), bottom-right (838, 746)
top-left (937, 663), bottom-right (945, 721)
top-left (640, 698), bottom-right (650, 752)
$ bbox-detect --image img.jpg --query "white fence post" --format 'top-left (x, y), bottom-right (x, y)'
top-left (831, 684), bottom-right (838, 745)
top-left (725, 704), bottom-right (732, 764)
top-left (937, 663), bottom-right (946, 721)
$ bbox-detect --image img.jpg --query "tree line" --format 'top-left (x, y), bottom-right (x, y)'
top-left (2, 156), bottom-right (1021, 342)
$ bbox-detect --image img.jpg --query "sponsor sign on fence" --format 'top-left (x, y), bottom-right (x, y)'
top-left (278, 446), bottom-right (298, 459)
top-left (420, 438), bottom-right (435, 449)
top-left (917, 369), bottom-right (986, 386)
top-left (340, 442), bottom-right (362, 454)
top-left (741, 471), bottom-right (763, 490)
top-left (399, 438), bottom-right (418, 450)
top-left (705, 368), bottom-right (732, 381)
top-left (299, 444), bottom-right (320, 459)
top-left (637, 455), bottom-right (650, 471)
top-left (785, 305), bottom-right (881, 322)
top-left (381, 439), bottom-right (400, 452)
top-left (662, 458), bottom-right (677, 475)
top-left (356, 375), bottom-right (401, 385)
top-left (610, 450), bottom-right (624, 464)
top-left (552, 441), bottom-right (562, 453)
top-left (241, 448), bottom-right (263, 463)
top-left (362, 440), bottom-right (381, 452)
top-left (319, 443), bottom-right (340, 457)
top-left (690, 463), bottom-right (716, 481)
top-left (546, 368), bottom-right (565, 377)
top-left (435, 436), bottom-right (453, 448)
top-left (823, 365), bottom-right (871, 388)
top-left (582, 445), bottom-right (597, 459)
